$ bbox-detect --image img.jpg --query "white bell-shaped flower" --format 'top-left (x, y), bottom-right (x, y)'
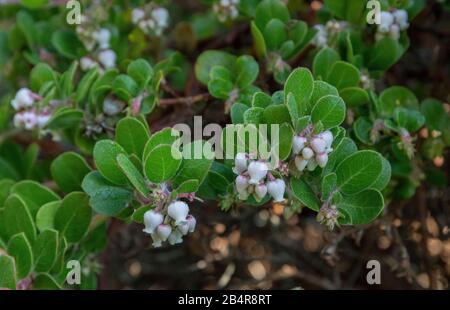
top-left (186, 215), bottom-right (196, 233)
top-left (151, 233), bottom-right (163, 248)
top-left (13, 112), bottom-right (25, 128)
top-left (379, 11), bottom-right (394, 33)
top-left (143, 210), bottom-right (164, 234)
top-left (234, 153), bottom-right (248, 174)
top-left (156, 224), bottom-right (172, 242)
top-left (302, 147), bottom-right (314, 160)
top-left (132, 8), bottom-right (145, 24)
top-left (310, 137), bottom-right (327, 154)
top-left (292, 136), bottom-right (307, 154)
top-left (80, 57), bottom-right (97, 71)
top-left (151, 7), bottom-right (169, 28)
top-left (95, 28), bottom-right (111, 49)
top-left (177, 221), bottom-right (190, 235)
top-left (37, 113), bottom-right (51, 128)
top-left (307, 158), bottom-right (318, 171)
top-left (295, 156), bottom-right (309, 172)
top-left (247, 161), bottom-right (268, 184)
top-left (15, 88), bottom-right (34, 108)
top-left (254, 183), bottom-right (268, 200)
top-left (267, 179), bottom-right (286, 202)
top-left (235, 175), bottom-right (249, 193)
top-left (393, 10), bottom-right (409, 30)
top-left (168, 201), bottom-right (189, 225)
top-left (168, 230), bottom-right (183, 245)
top-left (320, 130), bottom-right (333, 149)
top-left (98, 49), bottom-right (116, 69)
top-left (316, 153), bottom-right (329, 168)
top-left (23, 111), bottom-right (38, 130)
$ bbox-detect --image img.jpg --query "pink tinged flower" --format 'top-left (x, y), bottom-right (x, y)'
top-left (294, 156), bottom-right (309, 172)
top-left (177, 221), bottom-right (190, 235)
top-left (156, 224), bottom-right (172, 242)
top-left (98, 49), bottom-right (116, 69)
top-left (234, 152), bottom-right (248, 174)
top-left (186, 215), bottom-right (196, 233)
top-left (310, 137), bottom-right (327, 154)
top-left (254, 183), bottom-right (267, 200)
top-left (37, 113), bottom-right (51, 128)
top-left (267, 179), bottom-right (286, 203)
top-left (316, 153), bottom-right (329, 168)
top-left (150, 233), bottom-right (163, 248)
top-left (302, 147), bottom-right (314, 160)
top-left (168, 230), bottom-right (183, 245)
top-left (292, 136), bottom-right (307, 155)
top-left (235, 175), bottom-right (249, 193)
top-left (247, 161), bottom-right (268, 185)
top-left (307, 158), bottom-right (318, 171)
top-left (167, 201), bottom-right (189, 225)
top-left (23, 111), bottom-right (38, 130)
top-left (15, 88), bottom-right (35, 108)
top-left (320, 130), bottom-right (333, 149)
top-left (143, 210), bottom-right (164, 234)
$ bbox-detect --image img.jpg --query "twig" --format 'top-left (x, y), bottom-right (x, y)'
top-left (158, 93), bottom-right (211, 106)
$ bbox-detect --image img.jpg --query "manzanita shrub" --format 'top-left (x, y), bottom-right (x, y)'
top-left (0, 0), bottom-right (449, 290)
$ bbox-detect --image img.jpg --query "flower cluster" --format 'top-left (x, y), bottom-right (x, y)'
top-left (213, 0), bottom-right (240, 23)
top-left (233, 153), bottom-right (286, 203)
top-left (317, 204), bottom-right (340, 230)
top-left (376, 9), bottom-right (409, 41)
top-left (132, 6), bottom-right (169, 36)
top-left (142, 201), bottom-right (197, 247)
top-left (10, 88), bottom-right (50, 130)
top-left (313, 20), bottom-right (347, 48)
top-left (78, 21), bottom-right (116, 71)
top-left (293, 130), bottom-right (334, 172)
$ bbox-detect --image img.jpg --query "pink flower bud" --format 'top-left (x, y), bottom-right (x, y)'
top-left (316, 153), bottom-right (328, 168)
top-left (143, 210), bottom-right (164, 234)
top-left (295, 156), bottom-right (309, 172)
top-left (168, 201), bottom-right (189, 225)
top-left (186, 215), bottom-right (196, 233)
top-left (292, 136), bottom-right (307, 154)
top-left (302, 147), bottom-right (314, 160)
top-left (267, 179), bottom-right (286, 202)
top-left (310, 137), bottom-right (327, 154)
top-left (156, 224), bottom-right (172, 241)
top-left (235, 175), bottom-right (249, 193)
top-left (254, 183), bottom-right (268, 200)
top-left (247, 161), bottom-right (268, 185)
